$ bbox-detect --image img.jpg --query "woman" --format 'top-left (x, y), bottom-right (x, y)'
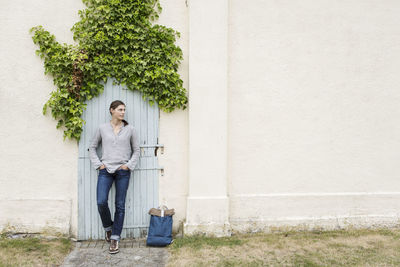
top-left (88, 100), bottom-right (140, 254)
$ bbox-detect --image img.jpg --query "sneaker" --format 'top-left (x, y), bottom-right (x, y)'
top-left (105, 230), bottom-right (112, 243)
top-left (109, 239), bottom-right (119, 254)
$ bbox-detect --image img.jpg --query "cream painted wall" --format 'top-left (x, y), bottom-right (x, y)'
top-left (228, 0), bottom-right (400, 231)
top-left (0, 0), bottom-right (85, 235)
top-left (2, 0), bottom-right (400, 238)
top-left (157, 0), bottom-right (189, 235)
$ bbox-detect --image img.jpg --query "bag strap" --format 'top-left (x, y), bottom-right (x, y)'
top-left (158, 205), bottom-right (168, 217)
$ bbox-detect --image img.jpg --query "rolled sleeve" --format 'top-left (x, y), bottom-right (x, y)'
top-left (88, 127), bottom-right (103, 170)
top-left (126, 126), bottom-right (140, 171)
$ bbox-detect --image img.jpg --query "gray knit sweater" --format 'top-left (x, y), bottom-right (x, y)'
top-left (88, 122), bottom-right (140, 173)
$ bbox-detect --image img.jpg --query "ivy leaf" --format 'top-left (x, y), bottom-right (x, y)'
top-left (30, 0), bottom-right (188, 142)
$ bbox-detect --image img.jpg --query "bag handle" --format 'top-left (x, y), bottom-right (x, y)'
top-left (157, 205), bottom-right (168, 217)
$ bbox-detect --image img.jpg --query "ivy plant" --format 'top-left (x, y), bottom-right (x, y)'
top-left (29, 0), bottom-right (187, 142)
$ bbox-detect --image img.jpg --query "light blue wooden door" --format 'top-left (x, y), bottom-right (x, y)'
top-left (78, 77), bottom-right (162, 240)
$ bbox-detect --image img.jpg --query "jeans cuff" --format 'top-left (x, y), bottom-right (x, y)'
top-left (110, 235), bottom-right (120, 241)
top-left (104, 225), bottom-right (113, 231)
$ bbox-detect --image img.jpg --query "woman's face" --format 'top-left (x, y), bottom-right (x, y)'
top-left (111, 104), bottom-right (126, 120)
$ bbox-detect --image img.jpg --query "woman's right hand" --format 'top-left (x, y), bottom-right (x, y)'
top-left (99, 165), bottom-right (106, 170)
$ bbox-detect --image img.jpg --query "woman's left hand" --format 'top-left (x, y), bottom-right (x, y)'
top-left (120, 165), bottom-right (129, 170)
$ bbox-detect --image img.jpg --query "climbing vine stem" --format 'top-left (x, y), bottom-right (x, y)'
top-left (30, 0), bottom-right (187, 142)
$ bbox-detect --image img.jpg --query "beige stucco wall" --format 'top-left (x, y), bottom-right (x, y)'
top-left (183, 0), bottom-right (400, 236)
top-left (157, 0), bottom-right (189, 235)
top-left (2, 0), bottom-right (400, 238)
top-left (228, 0), bottom-right (400, 231)
top-left (0, 0), bottom-right (85, 236)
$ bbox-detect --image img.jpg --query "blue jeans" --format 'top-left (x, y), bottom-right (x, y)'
top-left (96, 168), bottom-right (131, 241)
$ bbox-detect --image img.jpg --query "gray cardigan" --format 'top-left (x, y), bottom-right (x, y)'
top-left (88, 122), bottom-right (140, 173)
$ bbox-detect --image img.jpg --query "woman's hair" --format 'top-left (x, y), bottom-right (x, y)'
top-left (109, 100), bottom-right (128, 126)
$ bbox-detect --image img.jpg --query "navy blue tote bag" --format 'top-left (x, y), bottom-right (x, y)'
top-left (146, 205), bottom-right (175, 247)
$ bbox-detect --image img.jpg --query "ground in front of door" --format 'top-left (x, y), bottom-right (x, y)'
top-left (61, 238), bottom-right (168, 267)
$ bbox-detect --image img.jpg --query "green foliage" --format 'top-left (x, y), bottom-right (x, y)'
top-left (29, 0), bottom-right (187, 142)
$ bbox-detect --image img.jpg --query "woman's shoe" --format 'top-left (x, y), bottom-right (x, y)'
top-left (109, 239), bottom-right (119, 254)
top-left (105, 230), bottom-right (112, 243)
